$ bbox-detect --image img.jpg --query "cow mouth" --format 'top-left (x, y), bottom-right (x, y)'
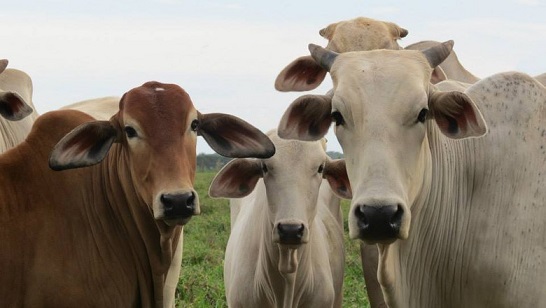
top-left (163, 215), bottom-right (193, 226)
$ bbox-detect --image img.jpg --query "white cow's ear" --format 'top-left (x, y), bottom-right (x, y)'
top-left (209, 158), bottom-right (262, 198)
top-left (324, 159), bottom-right (352, 199)
top-left (278, 94), bottom-right (332, 141)
top-left (49, 121), bottom-right (118, 171)
top-left (429, 91), bottom-right (488, 139)
top-left (0, 91), bottom-right (33, 121)
top-left (0, 59), bottom-right (8, 74)
top-left (274, 55), bottom-right (327, 92)
top-left (198, 113), bottom-right (275, 159)
top-left (430, 66), bottom-right (448, 84)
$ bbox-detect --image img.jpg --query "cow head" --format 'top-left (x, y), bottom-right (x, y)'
top-left (274, 17), bottom-right (408, 92)
top-left (278, 42), bottom-right (487, 244)
top-left (49, 81), bottom-right (275, 226)
top-left (209, 131), bottom-right (350, 256)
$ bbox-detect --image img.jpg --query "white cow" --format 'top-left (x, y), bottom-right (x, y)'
top-left (278, 41), bottom-right (546, 307)
top-left (0, 59), bottom-right (37, 152)
top-left (209, 131), bottom-right (351, 308)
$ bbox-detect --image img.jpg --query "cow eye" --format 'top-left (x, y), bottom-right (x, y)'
top-left (317, 164), bottom-right (324, 174)
top-left (417, 108), bottom-right (428, 123)
top-left (190, 119), bottom-right (199, 132)
top-left (261, 162), bottom-right (268, 174)
top-left (331, 111), bottom-right (344, 126)
top-left (124, 126), bottom-right (138, 138)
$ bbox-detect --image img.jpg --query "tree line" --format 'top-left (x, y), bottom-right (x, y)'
top-left (197, 151), bottom-right (343, 172)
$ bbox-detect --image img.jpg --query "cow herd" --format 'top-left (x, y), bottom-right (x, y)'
top-left (0, 16), bottom-right (544, 308)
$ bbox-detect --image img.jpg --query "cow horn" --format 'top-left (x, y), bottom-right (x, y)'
top-left (421, 40), bottom-right (454, 68)
top-left (309, 44), bottom-right (338, 72)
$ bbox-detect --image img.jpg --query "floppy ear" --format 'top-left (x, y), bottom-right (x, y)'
top-left (278, 94), bottom-right (332, 141)
top-left (323, 159), bottom-right (352, 199)
top-left (209, 158), bottom-right (263, 198)
top-left (430, 66), bottom-right (448, 84)
top-left (49, 121), bottom-right (119, 170)
top-left (274, 55), bottom-right (327, 92)
top-left (198, 113), bottom-right (275, 159)
top-left (0, 91), bottom-right (34, 121)
top-left (429, 91), bottom-right (487, 139)
top-left (0, 59), bottom-right (8, 74)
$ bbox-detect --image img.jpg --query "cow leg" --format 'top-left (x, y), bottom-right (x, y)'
top-left (360, 243), bottom-right (386, 308)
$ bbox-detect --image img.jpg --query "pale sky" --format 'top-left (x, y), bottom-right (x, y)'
top-left (2, 0), bottom-right (545, 153)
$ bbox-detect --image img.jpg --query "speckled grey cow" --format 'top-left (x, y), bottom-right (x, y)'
top-left (278, 41), bottom-right (546, 308)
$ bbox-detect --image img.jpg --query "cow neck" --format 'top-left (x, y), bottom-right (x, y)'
top-left (96, 143), bottom-right (179, 307)
top-left (379, 122), bottom-right (484, 307)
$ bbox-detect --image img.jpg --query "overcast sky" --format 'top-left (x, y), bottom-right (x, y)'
top-left (2, 0), bottom-right (545, 153)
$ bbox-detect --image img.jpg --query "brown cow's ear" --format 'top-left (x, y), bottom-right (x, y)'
top-left (278, 94), bottom-right (332, 141)
top-left (209, 158), bottom-right (262, 198)
top-left (198, 113), bottom-right (275, 159)
top-left (323, 159), bottom-right (352, 199)
top-left (274, 55), bottom-right (327, 92)
top-left (429, 91), bottom-right (488, 139)
top-left (49, 121), bottom-right (118, 171)
top-left (0, 91), bottom-right (33, 121)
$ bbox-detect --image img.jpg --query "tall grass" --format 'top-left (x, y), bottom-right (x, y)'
top-left (177, 171), bottom-right (370, 307)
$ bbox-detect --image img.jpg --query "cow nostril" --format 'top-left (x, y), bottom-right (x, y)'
top-left (186, 192), bottom-right (196, 209)
top-left (390, 204), bottom-right (404, 229)
top-left (354, 205), bottom-right (369, 227)
top-left (160, 192), bottom-right (196, 218)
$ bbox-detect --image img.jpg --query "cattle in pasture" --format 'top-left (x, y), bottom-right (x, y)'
top-left (277, 41), bottom-right (546, 307)
top-left (209, 131), bottom-right (351, 308)
top-left (0, 59), bottom-right (37, 152)
top-left (0, 81), bottom-right (275, 307)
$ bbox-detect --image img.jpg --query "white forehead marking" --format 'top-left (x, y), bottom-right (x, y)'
top-left (155, 87), bottom-right (165, 91)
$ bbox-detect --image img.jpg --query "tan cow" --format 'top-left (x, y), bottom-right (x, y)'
top-left (274, 17), bottom-right (408, 92)
top-left (278, 42), bottom-right (546, 307)
top-left (209, 131), bottom-right (351, 308)
top-left (0, 81), bottom-right (274, 307)
top-left (0, 59), bottom-right (37, 152)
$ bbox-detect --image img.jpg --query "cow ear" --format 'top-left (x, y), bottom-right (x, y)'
top-left (0, 59), bottom-right (8, 74)
top-left (430, 66), bottom-right (448, 84)
top-left (0, 91), bottom-right (34, 121)
top-left (209, 158), bottom-right (263, 198)
top-left (278, 94), bottom-right (332, 141)
top-left (49, 121), bottom-right (119, 171)
top-left (274, 56), bottom-right (327, 92)
top-left (198, 113), bottom-right (275, 159)
top-left (323, 159), bottom-right (352, 199)
top-left (429, 91), bottom-right (488, 139)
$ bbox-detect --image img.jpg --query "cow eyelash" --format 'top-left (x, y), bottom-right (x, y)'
top-left (190, 119), bottom-right (199, 132)
top-left (261, 162), bottom-right (268, 174)
top-left (417, 108), bottom-right (429, 123)
top-left (331, 111), bottom-right (344, 126)
top-left (124, 126), bottom-right (138, 138)
top-left (317, 164), bottom-right (324, 174)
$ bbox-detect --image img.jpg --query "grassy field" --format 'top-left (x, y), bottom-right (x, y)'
top-left (176, 171), bottom-right (371, 307)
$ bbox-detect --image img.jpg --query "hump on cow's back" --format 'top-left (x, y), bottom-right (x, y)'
top-left (27, 109), bottom-right (96, 147)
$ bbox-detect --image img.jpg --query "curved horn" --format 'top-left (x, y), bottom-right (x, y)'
top-left (308, 44), bottom-right (339, 72)
top-left (421, 40), bottom-right (454, 68)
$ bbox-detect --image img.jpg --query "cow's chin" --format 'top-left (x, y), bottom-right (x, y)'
top-left (163, 216), bottom-right (193, 226)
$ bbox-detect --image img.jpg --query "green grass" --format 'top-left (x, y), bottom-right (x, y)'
top-left (177, 171), bottom-right (370, 307)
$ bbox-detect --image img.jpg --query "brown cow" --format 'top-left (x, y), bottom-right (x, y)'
top-left (0, 81), bottom-right (274, 307)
